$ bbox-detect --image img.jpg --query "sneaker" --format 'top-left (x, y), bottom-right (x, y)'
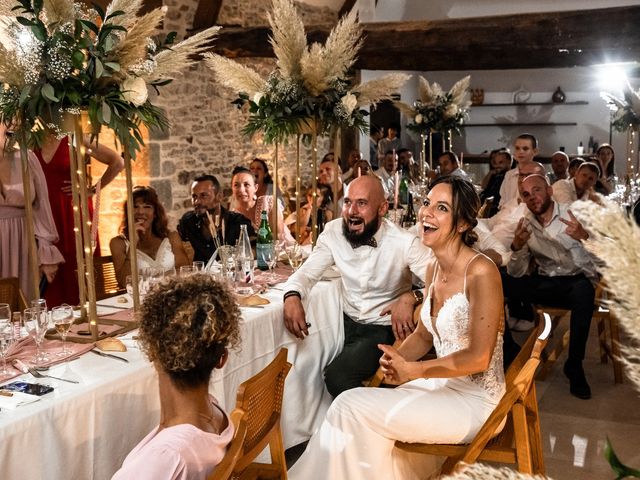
top-left (508, 318), bottom-right (535, 332)
top-left (563, 361), bottom-right (592, 400)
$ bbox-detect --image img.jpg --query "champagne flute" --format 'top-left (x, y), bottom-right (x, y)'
top-left (52, 305), bottom-right (74, 356)
top-left (0, 304), bottom-right (12, 375)
top-left (24, 307), bottom-right (48, 365)
top-left (264, 245), bottom-right (278, 282)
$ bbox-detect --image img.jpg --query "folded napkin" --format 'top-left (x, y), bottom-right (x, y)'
top-left (0, 391), bottom-right (41, 409)
top-left (99, 309), bottom-right (135, 323)
top-left (66, 322), bottom-right (123, 341)
top-left (236, 295), bottom-right (270, 307)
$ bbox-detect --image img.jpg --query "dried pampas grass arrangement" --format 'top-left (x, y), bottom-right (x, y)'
top-left (203, 54), bottom-right (266, 97)
top-left (441, 463), bottom-right (548, 479)
top-left (353, 73), bottom-right (412, 107)
top-left (267, 0), bottom-right (306, 80)
top-left (572, 198), bottom-right (640, 390)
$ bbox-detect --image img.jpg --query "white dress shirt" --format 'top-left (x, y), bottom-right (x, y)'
top-left (479, 198), bottom-right (528, 250)
top-left (374, 167), bottom-right (395, 200)
top-left (507, 201), bottom-right (596, 279)
top-left (552, 178), bottom-right (588, 204)
top-left (284, 218), bottom-right (432, 326)
top-left (498, 168), bottom-right (519, 210)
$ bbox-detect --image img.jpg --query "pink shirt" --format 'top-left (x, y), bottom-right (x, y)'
top-left (112, 400), bottom-right (233, 480)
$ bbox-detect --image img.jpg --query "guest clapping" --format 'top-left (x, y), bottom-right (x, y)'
top-left (112, 274), bottom-right (241, 479)
top-left (110, 185), bottom-right (189, 287)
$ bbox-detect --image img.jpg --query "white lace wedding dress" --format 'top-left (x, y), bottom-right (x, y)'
top-left (288, 254), bottom-right (505, 480)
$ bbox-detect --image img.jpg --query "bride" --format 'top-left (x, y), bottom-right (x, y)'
top-left (288, 175), bottom-right (505, 479)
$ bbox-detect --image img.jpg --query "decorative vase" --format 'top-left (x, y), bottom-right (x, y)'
top-left (552, 86), bottom-right (566, 103)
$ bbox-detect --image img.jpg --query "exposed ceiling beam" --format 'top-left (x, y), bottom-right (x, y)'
top-left (84, 0), bottom-right (162, 14)
top-left (338, 0), bottom-right (357, 18)
top-left (206, 5), bottom-right (640, 71)
top-left (191, 0), bottom-right (224, 33)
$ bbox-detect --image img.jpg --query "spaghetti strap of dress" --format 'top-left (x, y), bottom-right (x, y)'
top-left (462, 252), bottom-right (484, 294)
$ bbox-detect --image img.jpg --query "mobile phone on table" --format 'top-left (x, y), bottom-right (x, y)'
top-left (2, 381), bottom-right (54, 396)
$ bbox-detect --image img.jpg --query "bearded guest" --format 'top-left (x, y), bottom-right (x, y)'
top-left (282, 175), bottom-right (432, 397)
top-left (178, 174), bottom-right (253, 263)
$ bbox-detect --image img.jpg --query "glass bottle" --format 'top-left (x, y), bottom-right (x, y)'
top-left (236, 224), bottom-right (254, 284)
top-left (256, 210), bottom-right (273, 271)
top-left (402, 193), bottom-right (417, 228)
top-left (399, 168), bottom-right (410, 205)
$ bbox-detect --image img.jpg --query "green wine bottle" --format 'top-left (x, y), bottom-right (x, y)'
top-left (256, 210), bottom-right (273, 271)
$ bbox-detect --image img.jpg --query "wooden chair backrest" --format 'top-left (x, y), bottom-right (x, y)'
top-left (458, 312), bottom-right (551, 463)
top-left (0, 277), bottom-right (28, 312)
top-left (232, 348), bottom-right (291, 472)
top-left (207, 411), bottom-right (247, 480)
top-left (478, 196), bottom-right (494, 219)
top-left (94, 255), bottom-right (124, 300)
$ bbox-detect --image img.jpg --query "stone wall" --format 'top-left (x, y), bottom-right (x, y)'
top-left (96, 0), bottom-right (338, 252)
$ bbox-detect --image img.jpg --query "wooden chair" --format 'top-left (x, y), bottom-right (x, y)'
top-left (208, 411), bottom-right (248, 480)
top-left (0, 277), bottom-right (28, 312)
top-left (535, 282), bottom-right (623, 383)
top-left (94, 255), bottom-right (125, 300)
top-left (230, 348), bottom-right (291, 480)
top-left (394, 312), bottom-right (552, 475)
top-left (477, 196), bottom-right (494, 219)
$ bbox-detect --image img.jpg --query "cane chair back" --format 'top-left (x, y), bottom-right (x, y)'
top-left (94, 255), bottom-right (125, 300)
top-left (208, 411), bottom-right (248, 480)
top-left (0, 277), bottom-right (28, 313)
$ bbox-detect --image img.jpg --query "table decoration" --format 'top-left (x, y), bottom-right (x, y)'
top-left (398, 75), bottom-right (471, 175)
top-left (205, 0), bottom-right (409, 244)
top-left (602, 82), bottom-right (640, 182)
top-left (0, 0), bottom-right (220, 338)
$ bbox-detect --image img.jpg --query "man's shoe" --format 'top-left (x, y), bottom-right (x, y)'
top-left (563, 361), bottom-right (592, 400)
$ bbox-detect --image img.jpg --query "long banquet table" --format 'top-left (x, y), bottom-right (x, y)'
top-left (0, 277), bottom-right (343, 480)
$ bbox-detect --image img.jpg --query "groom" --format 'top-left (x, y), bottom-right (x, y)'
top-left (282, 175), bottom-right (431, 397)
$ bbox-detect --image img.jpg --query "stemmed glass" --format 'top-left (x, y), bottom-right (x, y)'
top-left (0, 304), bottom-right (13, 375)
top-left (11, 311), bottom-right (23, 339)
top-left (52, 305), bottom-right (74, 357)
top-left (179, 265), bottom-right (196, 276)
top-left (192, 261), bottom-right (205, 272)
top-left (24, 307), bottom-right (49, 365)
top-left (286, 243), bottom-right (303, 272)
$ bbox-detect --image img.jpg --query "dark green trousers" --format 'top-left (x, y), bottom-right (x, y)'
top-left (324, 313), bottom-right (395, 397)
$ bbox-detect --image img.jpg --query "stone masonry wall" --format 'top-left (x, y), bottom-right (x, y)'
top-left (96, 0), bottom-right (337, 251)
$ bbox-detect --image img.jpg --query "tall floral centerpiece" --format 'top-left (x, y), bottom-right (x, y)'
top-left (398, 75), bottom-right (471, 175)
top-left (602, 82), bottom-right (640, 196)
top-left (0, 0), bottom-right (220, 337)
top-left (206, 0), bottom-right (409, 244)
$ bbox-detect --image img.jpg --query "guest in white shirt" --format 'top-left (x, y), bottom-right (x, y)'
top-left (374, 150), bottom-right (398, 200)
top-left (318, 156), bottom-right (345, 213)
top-left (553, 161), bottom-right (600, 204)
top-left (504, 174), bottom-right (596, 399)
top-left (438, 151), bottom-right (469, 180)
top-left (498, 133), bottom-right (539, 210)
top-left (283, 175), bottom-right (431, 397)
top-left (484, 161), bottom-right (547, 250)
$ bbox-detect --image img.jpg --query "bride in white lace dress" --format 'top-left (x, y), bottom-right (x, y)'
top-left (288, 176), bottom-right (505, 480)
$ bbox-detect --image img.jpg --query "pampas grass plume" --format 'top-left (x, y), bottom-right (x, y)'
top-left (354, 73), bottom-right (411, 107)
top-left (204, 53), bottom-right (266, 96)
top-left (267, 0), bottom-right (306, 80)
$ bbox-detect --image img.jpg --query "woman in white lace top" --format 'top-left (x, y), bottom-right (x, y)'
top-left (110, 186), bottom-right (189, 288)
top-left (289, 175), bottom-right (506, 480)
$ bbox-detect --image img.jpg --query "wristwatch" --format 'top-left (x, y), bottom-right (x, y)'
top-left (412, 289), bottom-right (424, 305)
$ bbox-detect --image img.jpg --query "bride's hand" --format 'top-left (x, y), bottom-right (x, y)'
top-left (378, 344), bottom-right (414, 385)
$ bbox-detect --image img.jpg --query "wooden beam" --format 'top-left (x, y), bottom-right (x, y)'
top-left (191, 0), bottom-right (224, 33)
top-left (83, 0), bottom-right (162, 14)
top-left (207, 6), bottom-right (640, 71)
top-left (338, 0), bottom-right (357, 18)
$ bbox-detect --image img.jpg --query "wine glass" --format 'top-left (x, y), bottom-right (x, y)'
top-left (0, 304), bottom-right (12, 375)
top-left (146, 267), bottom-right (164, 287)
top-left (52, 304), bottom-right (74, 356)
top-left (179, 265), bottom-right (196, 276)
top-left (192, 261), bottom-right (205, 272)
top-left (11, 311), bottom-right (24, 339)
top-left (286, 243), bottom-right (303, 272)
top-left (24, 307), bottom-right (48, 365)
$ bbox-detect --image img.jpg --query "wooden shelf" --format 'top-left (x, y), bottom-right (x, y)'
top-left (464, 122), bottom-right (578, 127)
top-left (471, 101), bottom-right (589, 107)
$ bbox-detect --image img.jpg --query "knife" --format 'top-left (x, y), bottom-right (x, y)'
top-left (91, 349), bottom-right (129, 363)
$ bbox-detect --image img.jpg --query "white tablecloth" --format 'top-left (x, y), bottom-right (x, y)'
top-left (0, 278), bottom-right (343, 479)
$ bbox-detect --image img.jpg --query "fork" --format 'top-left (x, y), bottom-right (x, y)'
top-left (28, 366), bottom-right (79, 384)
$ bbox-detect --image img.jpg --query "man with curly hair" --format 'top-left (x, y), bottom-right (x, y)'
top-left (113, 274), bottom-right (242, 479)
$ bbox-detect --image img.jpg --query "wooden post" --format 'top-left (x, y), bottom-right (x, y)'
top-left (272, 142), bottom-right (279, 240)
top-left (72, 116), bottom-right (98, 340)
top-left (333, 127), bottom-right (341, 220)
top-left (123, 145), bottom-right (140, 312)
top-left (295, 135), bottom-right (302, 244)
top-left (311, 125), bottom-right (319, 247)
top-left (17, 137), bottom-right (40, 300)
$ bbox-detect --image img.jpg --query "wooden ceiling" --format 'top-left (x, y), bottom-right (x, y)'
top-left (88, 2), bottom-right (640, 71)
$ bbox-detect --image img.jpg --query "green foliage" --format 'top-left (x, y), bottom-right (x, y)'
top-left (406, 93), bottom-right (469, 137)
top-left (605, 437), bottom-right (640, 479)
top-left (2, 0), bottom-right (174, 156)
top-left (232, 75), bottom-right (368, 144)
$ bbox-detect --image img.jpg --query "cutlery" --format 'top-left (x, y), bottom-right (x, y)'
top-left (90, 349), bottom-right (129, 363)
top-left (28, 366), bottom-right (79, 384)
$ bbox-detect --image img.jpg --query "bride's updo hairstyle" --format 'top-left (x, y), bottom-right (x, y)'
top-left (428, 175), bottom-right (480, 247)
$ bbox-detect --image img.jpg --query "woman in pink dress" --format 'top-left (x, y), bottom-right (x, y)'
top-left (112, 274), bottom-right (242, 480)
top-left (36, 135), bottom-right (123, 306)
top-left (0, 125), bottom-right (64, 300)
